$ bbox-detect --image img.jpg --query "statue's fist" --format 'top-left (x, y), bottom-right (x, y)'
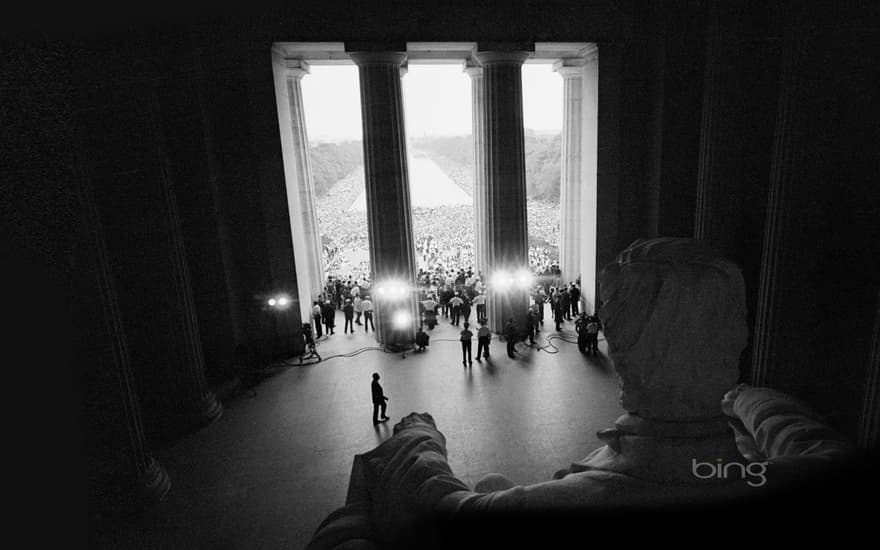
top-left (392, 412), bottom-right (436, 434)
top-left (722, 383), bottom-right (751, 417)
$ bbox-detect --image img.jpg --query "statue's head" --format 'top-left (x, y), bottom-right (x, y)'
top-left (599, 238), bottom-right (747, 421)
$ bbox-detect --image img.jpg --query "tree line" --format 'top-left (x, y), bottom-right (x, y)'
top-left (309, 131), bottom-right (561, 203)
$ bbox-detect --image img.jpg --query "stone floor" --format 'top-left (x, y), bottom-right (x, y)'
top-left (99, 307), bottom-right (621, 549)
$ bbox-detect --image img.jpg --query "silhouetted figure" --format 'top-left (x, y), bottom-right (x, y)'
top-left (343, 299), bottom-right (354, 334)
top-left (561, 288), bottom-right (571, 320)
top-left (586, 315), bottom-right (601, 356)
top-left (300, 323), bottom-right (321, 363)
top-left (476, 320), bottom-right (491, 360)
top-left (526, 306), bottom-right (539, 346)
top-left (322, 300), bottom-right (336, 335)
top-left (553, 298), bottom-right (564, 331)
top-left (569, 283), bottom-right (580, 317)
top-left (460, 323), bottom-right (473, 367)
top-left (460, 298), bottom-right (472, 325)
top-left (371, 373), bottom-right (389, 425)
top-left (415, 327), bottom-right (429, 351)
top-left (504, 318), bottom-right (518, 358)
top-left (575, 313), bottom-right (589, 353)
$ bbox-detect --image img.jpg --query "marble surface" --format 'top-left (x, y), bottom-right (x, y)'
top-left (98, 303), bottom-right (620, 549)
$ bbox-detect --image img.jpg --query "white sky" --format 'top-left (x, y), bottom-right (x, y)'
top-left (301, 63), bottom-right (562, 143)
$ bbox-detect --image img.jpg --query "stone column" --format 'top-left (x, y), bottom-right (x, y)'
top-left (464, 59), bottom-right (488, 279)
top-left (579, 45), bottom-right (600, 315)
top-left (349, 50), bottom-right (419, 346)
top-left (859, 293), bottom-right (880, 450)
top-left (145, 95), bottom-right (224, 432)
top-left (750, 13), bottom-right (812, 389)
top-left (692, 1), bottom-right (781, 380)
top-left (78, 172), bottom-right (170, 512)
top-left (554, 58), bottom-right (585, 295)
top-left (474, 48), bottom-right (531, 334)
top-left (276, 58), bottom-right (325, 320)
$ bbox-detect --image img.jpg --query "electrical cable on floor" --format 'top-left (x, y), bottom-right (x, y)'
top-left (265, 322), bottom-right (608, 369)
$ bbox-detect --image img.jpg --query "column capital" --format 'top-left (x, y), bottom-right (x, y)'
top-left (284, 58), bottom-right (310, 79)
top-left (348, 51), bottom-right (407, 66)
top-left (463, 58), bottom-right (483, 78)
top-left (579, 43), bottom-right (599, 64)
top-left (472, 50), bottom-right (529, 66)
top-left (552, 58), bottom-right (585, 77)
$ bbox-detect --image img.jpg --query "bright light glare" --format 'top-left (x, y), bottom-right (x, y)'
top-left (515, 269), bottom-right (532, 288)
top-left (492, 269), bottom-right (532, 291)
top-left (392, 310), bottom-right (412, 330)
top-left (377, 280), bottom-right (408, 299)
top-left (268, 294), bottom-right (291, 309)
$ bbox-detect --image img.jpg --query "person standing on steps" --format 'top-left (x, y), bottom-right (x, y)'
top-left (449, 292), bottom-right (463, 326)
top-left (371, 373), bottom-right (390, 425)
top-left (460, 322), bottom-right (473, 368)
top-left (343, 298), bottom-right (355, 334)
top-left (476, 320), bottom-right (491, 361)
top-left (322, 300), bottom-right (336, 335)
top-left (312, 301), bottom-right (323, 338)
top-left (504, 318), bottom-right (519, 359)
top-left (473, 292), bottom-right (487, 324)
top-left (361, 295), bottom-right (375, 333)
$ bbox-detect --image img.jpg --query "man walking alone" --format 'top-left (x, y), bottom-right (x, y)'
top-left (371, 373), bottom-right (390, 425)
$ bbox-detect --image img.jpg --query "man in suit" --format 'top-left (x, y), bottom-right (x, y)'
top-left (343, 299), bottom-right (355, 334)
top-left (371, 373), bottom-right (390, 425)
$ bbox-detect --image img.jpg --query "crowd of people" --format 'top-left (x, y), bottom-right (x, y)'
top-left (315, 168), bottom-right (564, 285)
top-left (303, 260), bottom-right (601, 364)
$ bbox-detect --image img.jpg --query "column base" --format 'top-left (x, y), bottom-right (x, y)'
top-left (140, 456), bottom-right (171, 504)
top-left (179, 391), bottom-right (223, 433)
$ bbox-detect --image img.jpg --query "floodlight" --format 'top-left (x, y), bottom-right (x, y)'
top-left (392, 310), bottom-right (412, 330)
top-left (491, 271), bottom-right (509, 288)
top-left (515, 269), bottom-right (532, 288)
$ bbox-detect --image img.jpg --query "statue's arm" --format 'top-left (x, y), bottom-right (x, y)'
top-left (722, 384), bottom-right (854, 464)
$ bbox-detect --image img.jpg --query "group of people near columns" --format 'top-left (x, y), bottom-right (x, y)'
top-left (306, 266), bottom-right (594, 366)
top-left (309, 276), bottom-right (376, 341)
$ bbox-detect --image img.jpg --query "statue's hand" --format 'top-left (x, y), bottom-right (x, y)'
top-left (392, 412), bottom-right (437, 434)
top-left (722, 383), bottom-right (751, 417)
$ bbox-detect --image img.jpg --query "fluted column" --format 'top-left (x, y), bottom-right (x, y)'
top-left (579, 45), bottom-right (600, 315)
top-left (145, 94), bottom-right (223, 432)
top-left (693, 1), bottom-right (781, 381)
top-left (78, 169), bottom-right (170, 513)
top-left (277, 58), bottom-right (325, 319)
top-left (350, 50), bottom-right (418, 346)
top-left (554, 59), bottom-right (584, 287)
top-left (859, 293), bottom-right (880, 449)
top-left (464, 59), bottom-right (488, 278)
top-left (474, 49), bottom-right (530, 334)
